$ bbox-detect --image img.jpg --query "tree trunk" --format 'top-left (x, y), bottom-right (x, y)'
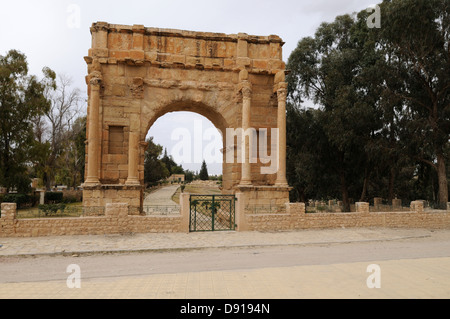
top-left (360, 171), bottom-right (369, 203)
top-left (436, 152), bottom-right (448, 208)
top-left (340, 170), bottom-right (350, 212)
top-left (388, 167), bottom-right (396, 203)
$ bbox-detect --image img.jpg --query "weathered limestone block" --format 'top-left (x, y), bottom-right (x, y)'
top-left (105, 203), bottom-right (129, 218)
top-left (286, 203), bottom-right (306, 215)
top-left (410, 201), bottom-right (424, 213)
top-left (356, 202), bottom-right (370, 213)
top-left (373, 197), bottom-right (383, 207)
top-left (392, 199), bottom-right (402, 208)
top-left (1, 203), bottom-right (17, 220)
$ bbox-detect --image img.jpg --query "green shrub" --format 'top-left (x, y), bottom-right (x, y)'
top-left (38, 203), bottom-right (66, 216)
top-left (45, 192), bottom-right (63, 204)
top-left (30, 194), bottom-right (39, 207)
top-left (62, 195), bottom-right (78, 204)
top-left (2, 194), bottom-right (30, 209)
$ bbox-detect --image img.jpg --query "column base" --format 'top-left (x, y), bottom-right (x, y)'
top-left (125, 178), bottom-right (140, 186)
top-left (83, 184), bottom-right (144, 216)
top-left (83, 177), bottom-right (100, 187)
top-left (275, 181), bottom-right (289, 187)
top-left (238, 181), bottom-right (253, 187)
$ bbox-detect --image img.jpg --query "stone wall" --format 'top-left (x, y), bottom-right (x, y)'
top-left (2, 200), bottom-right (450, 238)
top-left (242, 202), bottom-right (450, 231)
top-left (0, 203), bottom-right (185, 238)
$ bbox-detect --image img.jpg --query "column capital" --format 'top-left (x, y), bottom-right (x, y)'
top-left (277, 87), bottom-right (287, 103)
top-left (88, 71), bottom-right (103, 87)
top-left (239, 81), bottom-right (252, 99)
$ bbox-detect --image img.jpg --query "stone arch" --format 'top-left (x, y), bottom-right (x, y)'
top-left (83, 22), bottom-right (291, 216)
top-left (141, 99), bottom-right (230, 190)
top-left (144, 99), bottom-right (230, 138)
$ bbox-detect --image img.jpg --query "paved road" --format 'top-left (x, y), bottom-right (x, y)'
top-left (143, 185), bottom-right (180, 206)
top-left (0, 228), bottom-right (450, 299)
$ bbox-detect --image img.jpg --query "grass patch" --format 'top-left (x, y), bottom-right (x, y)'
top-left (16, 202), bottom-right (83, 219)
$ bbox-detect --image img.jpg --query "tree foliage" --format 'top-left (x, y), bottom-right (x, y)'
top-left (0, 50), bottom-right (55, 193)
top-left (286, 0), bottom-right (449, 208)
top-left (144, 138), bottom-right (170, 186)
top-left (199, 160), bottom-right (209, 181)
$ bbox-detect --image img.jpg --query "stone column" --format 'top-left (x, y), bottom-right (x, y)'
top-left (275, 85), bottom-right (288, 186)
top-left (39, 190), bottom-right (45, 205)
top-left (84, 74), bottom-right (102, 186)
top-left (235, 192), bottom-right (248, 231)
top-left (240, 82), bottom-right (253, 186)
top-left (180, 192), bottom-right (191, 233)
top-left (126, 130), bottom-right (140, 185)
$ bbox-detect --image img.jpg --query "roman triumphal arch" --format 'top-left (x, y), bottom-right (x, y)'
top-left (83, 22), bottom-right (291, 216)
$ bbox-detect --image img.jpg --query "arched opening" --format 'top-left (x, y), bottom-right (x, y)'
top-left (146, 111), bottom-right (223, 182)
top-left (141, 103), bottom-right (232, 214)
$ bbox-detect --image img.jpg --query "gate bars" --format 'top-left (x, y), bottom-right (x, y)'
top-left (189, 195), bottom-right (236, 232)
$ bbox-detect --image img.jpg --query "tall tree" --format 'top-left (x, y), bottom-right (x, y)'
top-left (377, 0), bottom-right (450, 207)
top-left (161, 148), bottom-right (184, 175)
top-left (287, 14), bottom-right (384, 210)
top-left (286, 104), bottom-right (340, 202)
top-left (0, 50), bottom-right (55, 193)
top-left (199, 160), bottom-right (209, 181)
top-left (34, 74), bottom-right (82, 190)
top-left (53, 116), bottom-right (86, 188)
top-left (144, 137), bottom-right (170, 186)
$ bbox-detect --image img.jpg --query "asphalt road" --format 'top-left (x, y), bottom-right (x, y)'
top-left (1, 232), bottom-right (449, 284)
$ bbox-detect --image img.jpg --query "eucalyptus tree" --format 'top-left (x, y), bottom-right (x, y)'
top-left (287, 14), bottom-right (384, 210)
top-left (0, 50), bottom-right (55, 193)
top-left (376, 0), bottom-right (450, 207)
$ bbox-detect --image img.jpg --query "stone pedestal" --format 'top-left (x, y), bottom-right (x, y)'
top-left (83, 184), bottom-right (144, 216)
top-left (1, 203), bottom-right (17, 220)
top-left (374, 197), bottom-right (383, 207)
top-left (392, 199), bottom-right (402, 207)
top-left (410, 201), bottom-right (424, 213)
top-left (234, 185), bottom-right (291, 208)
top-left (356, 202), bottom-right (370, 213)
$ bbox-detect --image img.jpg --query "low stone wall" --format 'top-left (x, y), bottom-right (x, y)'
top-left (0, 203), bottom-right (186, 238)
top-left (2, 200), bottom-right (450, 238)
top-left (243, 201), bottom-right (450, 231)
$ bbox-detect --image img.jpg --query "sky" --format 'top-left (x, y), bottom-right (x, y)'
top-left (0, 0), bottom-right (378, 175)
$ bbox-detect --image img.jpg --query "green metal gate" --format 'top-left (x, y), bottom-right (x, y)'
top-left (189, 195), bottom-right (236, 232)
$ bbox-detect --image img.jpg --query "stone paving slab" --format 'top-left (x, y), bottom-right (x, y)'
top-left (0, 228), bottom-right (437, 257)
